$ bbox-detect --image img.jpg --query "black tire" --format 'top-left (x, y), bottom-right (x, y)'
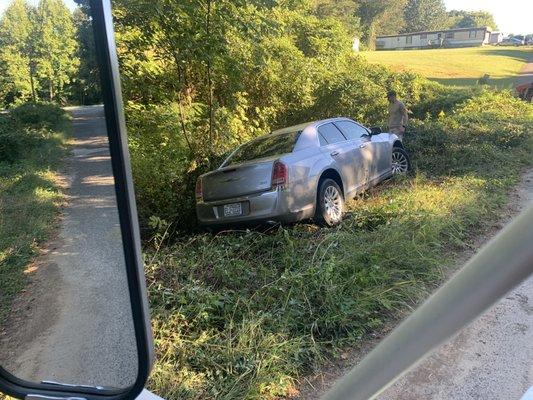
top-left (316, 178), bottom-right (344, 226)
top-left (392, 147), bottom-right (411, 175)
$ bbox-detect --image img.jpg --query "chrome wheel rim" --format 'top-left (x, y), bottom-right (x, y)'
top-left (324, 186), bottom-right (342, 222)
top-left (392, 151), bottom-right (409, 174)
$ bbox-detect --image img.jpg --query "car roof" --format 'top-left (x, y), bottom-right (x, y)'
top-left (236, 117), bottom-right (363, 155)
top-left (271, 117), bottom-right (355, 135)
top-left (272, 121), bottom-right (314, 135)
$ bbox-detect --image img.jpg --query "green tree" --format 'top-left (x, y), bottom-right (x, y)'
top-left (311, 0), bottom-right (361, 36)
top-left (71, 5), bottom-right (101, 104)
top-left (112, 0), bottom-right (354, 155)
top-left (403, 0), bottom-right (448, 33)
top-left (447, 10), bottom-right (498, 30)
top-left (357, 0), bottom-right (407, 48)
top-left (0, 0), bottom-right (37, 105)
top-left (34, 0), bottom-right (79, 102)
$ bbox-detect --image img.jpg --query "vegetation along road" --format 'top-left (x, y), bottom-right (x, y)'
top-left (1, 0), bottom-right (532, 398)
top-left (297, 168), bottom-right (533, 400)
top-left (379, 169), bottom-right (533, 400)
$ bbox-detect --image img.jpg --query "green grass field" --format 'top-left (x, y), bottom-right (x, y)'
top-left (362, 46), bottom-right (532, 88)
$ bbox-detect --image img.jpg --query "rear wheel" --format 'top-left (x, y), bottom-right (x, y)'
top-left (316, 179), bottom-right (344, 226)
top-left (392, 147), bottom-right (411, 175)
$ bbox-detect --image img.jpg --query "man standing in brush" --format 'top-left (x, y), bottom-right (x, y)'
top-left (387, 90), bottom-right (409, 140)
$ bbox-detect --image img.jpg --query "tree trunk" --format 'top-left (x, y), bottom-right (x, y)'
top-left (29, 70), bottom-right (36, 102)
top-left (170, 52), bottom-right (194, 156)
top-left (177, 91), bottom-right (194, 155)
top-left (367, 22), bottom-right (376, 50)
top-left (49, 78), bottom-right (54, 102)
top-left (206, 0), bottom-right (214, 145)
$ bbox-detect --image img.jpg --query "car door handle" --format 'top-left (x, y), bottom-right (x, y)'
top-left (330, 151), bottom-right (340, 157)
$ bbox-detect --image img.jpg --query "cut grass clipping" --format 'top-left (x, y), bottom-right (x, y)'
top-left (145, 91), bottom-right (532, 399)
top-left (0, 103), bottom-right (69, 322)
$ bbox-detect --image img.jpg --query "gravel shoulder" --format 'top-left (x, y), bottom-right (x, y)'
top-left (296, 168), bottom-right (533, 400)
top-left (377, 169), bottom-right (533, 400)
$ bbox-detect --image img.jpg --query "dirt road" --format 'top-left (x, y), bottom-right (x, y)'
top-left (297, 169), bottom-right (533, 400)
top-left (378, 170), bottom-right (533, 399)
top-left (516, 54), bottom-right (533, 86)
top-left (0, 106), bottom-right (138, 389)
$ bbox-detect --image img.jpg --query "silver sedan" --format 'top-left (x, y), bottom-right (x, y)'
top-left (195, 117), bottom-right (410, 226)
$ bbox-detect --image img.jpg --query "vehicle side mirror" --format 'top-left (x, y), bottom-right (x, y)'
top-left (370, 126), bottom-right (382, 135)
top-left (0, 1), bottom-right (153, 399)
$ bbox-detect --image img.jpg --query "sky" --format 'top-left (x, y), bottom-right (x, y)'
top-left (0, 0), bottom-right (76, 14)
top-left (444, 0), bottom-right (532, 34)
top-left (0, 0), bottom-right (532, 34)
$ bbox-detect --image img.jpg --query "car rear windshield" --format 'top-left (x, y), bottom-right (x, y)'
top-left (226, 131), bottom-right (301, 165)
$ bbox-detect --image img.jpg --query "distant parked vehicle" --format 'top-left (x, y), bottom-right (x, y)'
top-left (498, 37), bottom-right (525, 46)
top-left (195, 118), bottom-right (410, 227)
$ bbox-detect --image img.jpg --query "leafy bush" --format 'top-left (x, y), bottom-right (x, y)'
top-left (10, 102), bottom-right (68, 131)
top-left (409, 81), bottom-right (477, 119)
top-left (406, 91), bottom-right (533, 177)
top-left (0, 103), bottom-right (67, 164)
top-left (126, 102), bottom-right (238, 230)
top-left (127, 55), bottom-right (440, 231)
top-left (0, 124), bottom-right (44, 163)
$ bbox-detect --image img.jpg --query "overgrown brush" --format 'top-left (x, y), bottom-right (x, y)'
top-left (145, 91), bottom-right (532, 399)
top-left (406, 90), bottom-right (533, 177)
top-left (9, 102), bottom-right (69, 130)
top-left (0, 103), bottom-right (68, 321)
top-left (0, 102), bottom-right (69, 163)
top-left (126, 59), bottom-right (436, 232)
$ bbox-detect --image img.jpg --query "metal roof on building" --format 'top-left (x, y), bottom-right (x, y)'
top-left (377, 26), bottom-right (492, 39)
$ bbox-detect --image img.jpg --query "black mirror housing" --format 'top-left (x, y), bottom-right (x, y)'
top-left (370, 126), bottom-right (382, 135)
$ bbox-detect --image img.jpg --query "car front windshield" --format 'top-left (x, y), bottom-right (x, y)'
top-left (225, 131), bottom-right (301, 166)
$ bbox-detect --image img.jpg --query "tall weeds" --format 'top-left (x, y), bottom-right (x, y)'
top-left (145, 91), bottom-right (533, 399)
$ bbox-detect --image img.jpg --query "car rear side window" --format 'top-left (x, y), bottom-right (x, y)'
top-left (318, 123), bottom-right (346, 145)
top-left (227, 131), bottom-right (301, 165)
top-left (335, 121), bottom-right (369, 140)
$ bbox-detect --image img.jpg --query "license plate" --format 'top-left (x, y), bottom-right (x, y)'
top-left (223, 203), bottom-right (242, 217)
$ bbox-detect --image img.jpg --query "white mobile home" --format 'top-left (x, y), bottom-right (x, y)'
top-left (376, 27), bottom-right (492, 50)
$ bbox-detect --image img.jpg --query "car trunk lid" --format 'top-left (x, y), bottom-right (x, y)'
top-left (202, 159), bottom-right (276, 202)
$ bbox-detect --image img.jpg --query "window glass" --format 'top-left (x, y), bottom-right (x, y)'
top-left (445, 32), bottom-right (454, 39)
top-left (227, 131), bottom-right (300, 165)
top-left (335, 121), bottom-right (369, 140)
top-left (318, 123), bottom-right (346, 145)
top-left (318, 133), bottom-right (328, 146)
top-left (406, 35), bottom-right (413, 44)
top-left (420, 33), bottom-right (427, 39)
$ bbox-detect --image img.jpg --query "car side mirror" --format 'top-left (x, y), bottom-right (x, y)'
top-left (0, 1), bottom-right (153, 399)
top-left (370, 126), bottom-right (382, 135)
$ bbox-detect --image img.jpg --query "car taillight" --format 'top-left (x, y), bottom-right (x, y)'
top-left (195, 178), bottom-right (203, 202)
top-left (272, 161), bottom-right (288, 189)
